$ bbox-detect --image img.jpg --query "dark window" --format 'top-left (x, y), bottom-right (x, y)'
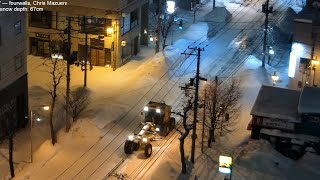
top-left (79, 16), bottom-right (111, 35)
top-left (122, 14), bottom-right (131, 35)
top-left (130, 9), bottom-right (139, 30)
top-left (15, 52), bottom-right (24, 70)
top-left (14, 20), bottom-right (21, 34)
top-left (29, 11), bottom-right (52, 28)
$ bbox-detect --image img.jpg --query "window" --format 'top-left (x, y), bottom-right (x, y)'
top-left (14, 20), bottom-right (21, 34)
top-left (30, 11), bottom-right (52, 28)
top-left (79, 17), bottom-right (111, 35)
top-left (130, 9), bottom-right (139, 29)
top-left (122, 15), bottom-right (131, 35)
top-left (15, 53), bottom-right (23, 70)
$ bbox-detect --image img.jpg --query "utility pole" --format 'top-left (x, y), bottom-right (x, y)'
top-left (83, 16), bottom-right (88, 87)
top-left (183, 47), bottom-right (204, 163)
top-left (201, 87), bottom-right (206, 153)
top-left (66, 17), bottom-right (71, 132)
top-left (262, 0), bottom-right (270, 67)
top-left (155, 0), bottom-right (162, 53)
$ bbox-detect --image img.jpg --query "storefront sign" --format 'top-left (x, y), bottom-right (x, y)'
top-left (90, 38), bottom-right (104, 49)
top-left (219, 155), bottom-right (232, 174)
top-left (35, 33), bottom-right (50, 39)
top-left (262, 118), bottom-right (295, 130)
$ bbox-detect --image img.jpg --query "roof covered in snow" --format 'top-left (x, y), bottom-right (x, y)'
top-left (298, 86), bottom-right (320, 114)
top-left (251, 85), bottom-right (300, 123)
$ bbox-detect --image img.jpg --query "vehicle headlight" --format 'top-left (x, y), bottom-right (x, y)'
top-left (144, 106), bottom-right (149, 111)
top-left (128, 135), bottom-right (134, 141)
top-left (156, 108), bottom-right (161, 113)
top-left (142, 137), bottom-right (148, 143)
top-left (156, 127), bottom-right (160, 132)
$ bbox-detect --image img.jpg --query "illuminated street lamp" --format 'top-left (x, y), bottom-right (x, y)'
top-left (311, 60), bottom-right (319, 87)
top-left (166, 0), bottom-right (176, 14)
top-left (51, 53), bottom-right (63, 60)
top-left (271, 71), bottom-right (279, 86)
top-left (267, 46), bottom-right (274, 65)
top-left (30, 105), bottom-right (50, 163)
top-left (106, 26), bottom-right (114, 35)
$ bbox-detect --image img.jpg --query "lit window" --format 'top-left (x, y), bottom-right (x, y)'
top-left (14, 20), bottom-right (21, 34)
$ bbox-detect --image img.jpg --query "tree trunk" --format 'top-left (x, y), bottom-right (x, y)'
top-left (9, 132), bottom-right (14, 177)
top-left (7, 113), bottom-right (15, 178)
top-left (179, 129), bottom-right (189, 173)
top-left (208, 127), bottom-right (216, 148)
top-left (179, 106), bottom-right (191, 174)
top-left (162, 38), bottom-right (167, 50)
top-left (49, 99), bottom-right (57, 145)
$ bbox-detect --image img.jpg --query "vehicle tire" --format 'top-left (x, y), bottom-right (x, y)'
top-left (160, 125), bottom-right (170, 137)
top-left (133, 142), bottom-right (140, 151)
top-left (169, 117), bottom-right (175, 130)
top-left (124, 140), bottom-right (134, 154)
top-left (144, 143), bottom-right (152, 158)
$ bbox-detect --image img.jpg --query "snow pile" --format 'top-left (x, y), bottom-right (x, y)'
top-left (204, 7), bottom-right (232, 23)
top-left (235, 140), bottom-right (320, 180)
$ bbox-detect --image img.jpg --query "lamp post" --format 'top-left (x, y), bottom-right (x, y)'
top-left (311, 60), bottom-right (319, 87)
top-left (106, 25), bottom-right (116, 70)
top-left (267, 46), bottom-right (274, 65)
top-left (271, 71), bottom-right (279, 86)
top-left (30, 105), bottom-right (49, 163)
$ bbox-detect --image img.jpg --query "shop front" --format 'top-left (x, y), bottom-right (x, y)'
top-left (30, 33), bottom-right (51, 57)
top-left (90, 38), bottom-right (111, 67)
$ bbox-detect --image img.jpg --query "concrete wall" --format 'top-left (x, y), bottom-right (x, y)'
top-left (0, 1), bottom-right (27, 91)
top-left (0, 1), bottom-right (28, 137)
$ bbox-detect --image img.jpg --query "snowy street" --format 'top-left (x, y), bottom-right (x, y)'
top-left (1, 0), bottom-right (319, 180)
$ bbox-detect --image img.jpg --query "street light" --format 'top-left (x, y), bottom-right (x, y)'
top-left (30, 105), bottom-right (49, 163)
top-left (106, 26), bottom-right (114, 35)
top-left (311, 60), bottom-right (319, 87)
top-left (271, 71), bottom-right (279, 86)
top-left (267, 46), bottom-right (274, 65)
top-left (166, 0), bottom-right (176, 14)
top-left (51, 53), bottom-right (63, 60)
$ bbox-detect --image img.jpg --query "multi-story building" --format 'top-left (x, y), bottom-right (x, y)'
top-left (27, 0), bottom-right (149, 70)
top-left (0, 1), bottom-right (28, 139)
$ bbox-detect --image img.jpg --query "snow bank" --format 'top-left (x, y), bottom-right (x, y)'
top-left (204, 7), bottom-right (231, 23)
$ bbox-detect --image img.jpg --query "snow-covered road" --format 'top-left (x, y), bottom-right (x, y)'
top-left (0, 0), bottom-right (301, 179)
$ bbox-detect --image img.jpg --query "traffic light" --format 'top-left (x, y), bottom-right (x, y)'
top-left (189, 78), bottom-right (194, 86)
top-left (68, 51), bottom-right (77, 65)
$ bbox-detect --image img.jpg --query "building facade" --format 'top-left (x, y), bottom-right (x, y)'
top-left (248, 85), bottom-right (320, 159)
top-left (27, 0), bottom-right (149, 70)
top-left (0, 1), bottom-right (28, 139)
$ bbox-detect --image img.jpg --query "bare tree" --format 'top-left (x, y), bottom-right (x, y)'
top-left (160, 14), bottom-right (175, 50)
top-left (149, 2), bottom-right (175, 51)
top-left (43, 56), bottom-right (66, 145)
top-left (204, 77), bottom-right (243, 147)
top-left (68, 87), bottom-right (91, 122)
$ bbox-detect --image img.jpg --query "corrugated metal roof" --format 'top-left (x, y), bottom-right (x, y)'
top-left (251, 85), bottom-right (301, 123)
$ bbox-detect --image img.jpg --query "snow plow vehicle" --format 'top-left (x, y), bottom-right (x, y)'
top-left (124, 101), bottom-right (176, 158)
